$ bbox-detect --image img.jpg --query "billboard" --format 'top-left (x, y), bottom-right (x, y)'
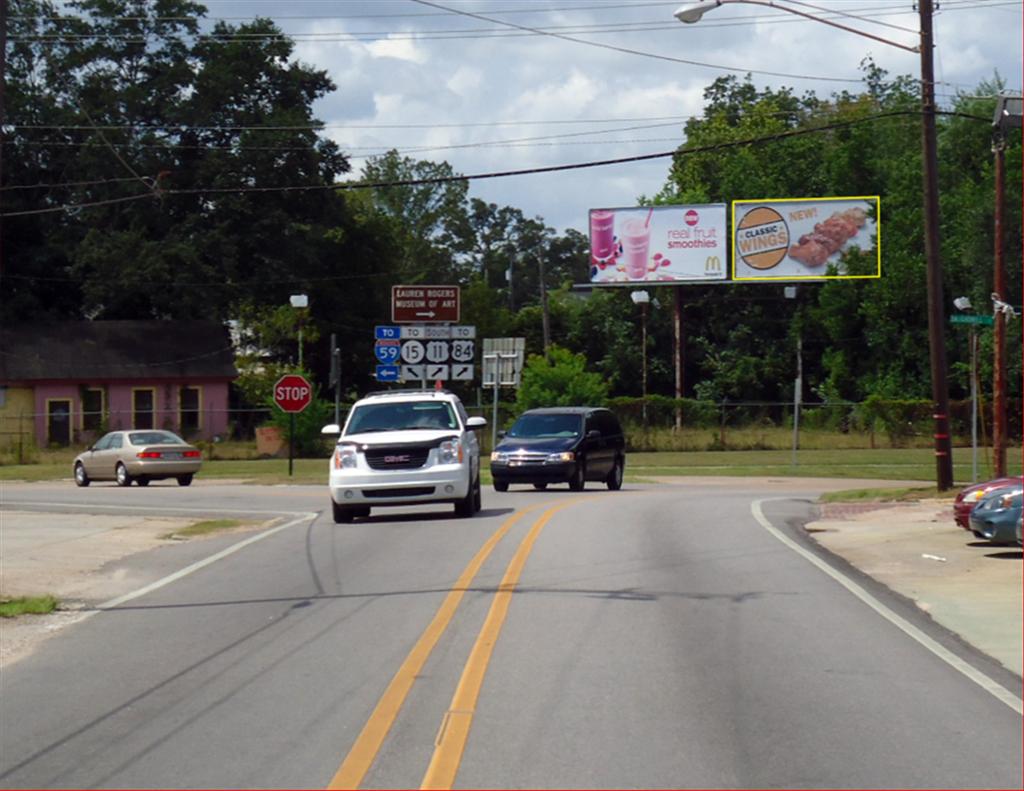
top-left (589, 204), bottom-right (727, 284)
top-left (732, 196), bottom-right (880, 281)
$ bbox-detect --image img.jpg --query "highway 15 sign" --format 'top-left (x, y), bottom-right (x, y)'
top-left (392, 285), bottom-right (460, 323)
top-left (273, 374), bottom-right (313, 413)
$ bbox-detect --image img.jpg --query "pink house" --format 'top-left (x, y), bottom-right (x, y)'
top-left (0, 321), bottom-right (237, 448)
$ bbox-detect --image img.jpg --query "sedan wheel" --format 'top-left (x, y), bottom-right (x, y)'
top-left (74, 463), bottom-right (90, 487)
top-left (115, 463), bottom-right (133, 487)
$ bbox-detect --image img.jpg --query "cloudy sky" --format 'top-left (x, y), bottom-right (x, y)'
top-left (209, 0), bottom-right (1021, 236)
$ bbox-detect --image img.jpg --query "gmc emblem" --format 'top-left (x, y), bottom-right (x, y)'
top-left (384, 454), bottom-right (410, 463)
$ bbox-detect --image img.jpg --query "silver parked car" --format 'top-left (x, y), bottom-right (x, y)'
top-left (73, 430), bottom-right (202, 487)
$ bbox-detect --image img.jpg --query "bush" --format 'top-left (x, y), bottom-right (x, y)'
top-left (266, 398), bottom-right (335, 457)
top-left (516, 346), bottom-right (609, 410)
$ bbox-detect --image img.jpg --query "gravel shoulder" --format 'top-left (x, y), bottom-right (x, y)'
top-left (0, 511), bottom-right (264, 667)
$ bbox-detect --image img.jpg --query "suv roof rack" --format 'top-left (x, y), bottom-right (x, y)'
top-left (363, 388), bottom-right (456, 399)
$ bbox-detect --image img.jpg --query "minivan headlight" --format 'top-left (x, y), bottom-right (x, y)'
top-left (491, 451), bottom-right (508, 463)
top-left (547, 451), bottom-right (574, 463)
top-left (333, 444), bottom-right (358, 470)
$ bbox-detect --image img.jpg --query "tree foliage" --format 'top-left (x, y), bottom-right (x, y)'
top-left (2, 5), bottom-right (1019, 416)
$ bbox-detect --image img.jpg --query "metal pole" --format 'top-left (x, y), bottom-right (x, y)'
top-left (919, 0), bottom-right (954, 490)
top-left (641, 303), bottom-right (648, 427)
top-left (970, 327), bottom-right (978, 482)
top-left (288, 412), bottom-right (295, 476)
top-left (674, 287), bottom-right (684, 431)
top-left (792, 332), bottom-right (802, 467)
top-left (492, 377), bottom-right (499, 452)
top-left (538, 253), bottom-right (551, 355)
top-left (992, 137), bottom-right (1007, 477)
top-left (333, 342), bottom-right (341, 427)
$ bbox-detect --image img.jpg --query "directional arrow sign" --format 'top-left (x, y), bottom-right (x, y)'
top-left (451, 364), bottom-right (474, 381)
top-left (391, 285), bottom-right (460, 323)
top-left (375, 365), bottom-right (400, 382)
top-left (426, 364), bottom-right (449, 380)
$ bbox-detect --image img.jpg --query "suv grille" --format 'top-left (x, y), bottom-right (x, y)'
top-left (364, 445), bottom-right (431, 470)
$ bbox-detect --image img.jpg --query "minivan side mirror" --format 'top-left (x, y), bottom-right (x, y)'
top-left (321, 424), bottom-right (341, 435)
top-left (587, 429), bottom-right (601, 440)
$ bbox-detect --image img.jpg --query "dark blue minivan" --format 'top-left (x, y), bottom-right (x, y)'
top-left (489, 407), bottom-right (625, 492)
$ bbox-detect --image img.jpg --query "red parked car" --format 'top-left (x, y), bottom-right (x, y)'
top-left (953, 475), bottom-right (1024, 529)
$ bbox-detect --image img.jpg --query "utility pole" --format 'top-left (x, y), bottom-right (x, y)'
top-left (992, 133), bottom-right (1006, 477)
top-left (538, 251), bottom-right (551, 355)
top-left (1, 0), bottom-right (8, 277)
top-left (919, 0), bottom-right (954, 490)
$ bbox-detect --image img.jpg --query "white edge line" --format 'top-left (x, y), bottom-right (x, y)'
top-left (93, 512), bottom-right (317, 612)
top-left (752, 498), bottom-right (1023, 716)
top-left (3, 501), bottom-right (298, 516)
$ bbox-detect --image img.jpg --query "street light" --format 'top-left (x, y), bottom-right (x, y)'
top-left (674, 0), bottom-right (955, 490)
top-left (631, 290), bottom-right (651, 425)
top-left (290, 294), bottom-right (308, 368)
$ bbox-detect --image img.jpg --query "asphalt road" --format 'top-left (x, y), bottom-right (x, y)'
top-left (1, 480), bottom-right (1021, 789)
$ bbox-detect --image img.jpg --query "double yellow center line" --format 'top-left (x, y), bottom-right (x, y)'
top-left (328, 498), bottom-right (586, 790)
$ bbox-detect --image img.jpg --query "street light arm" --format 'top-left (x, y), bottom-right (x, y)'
top-left (674, 0), bottom-right (920, 53)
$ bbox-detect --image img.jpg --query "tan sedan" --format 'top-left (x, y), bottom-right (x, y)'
top-left (73, 430), bottom-right (202, 487)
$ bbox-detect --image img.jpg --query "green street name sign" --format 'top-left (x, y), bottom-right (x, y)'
top-left (950, 314), bottom-right (994, 326)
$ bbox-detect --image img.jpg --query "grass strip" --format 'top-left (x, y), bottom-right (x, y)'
top-left (0, 595), bottom-right (59, 618)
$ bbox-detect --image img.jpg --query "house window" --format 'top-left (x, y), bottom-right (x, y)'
top-left (133, 388), bottom-right (155, 429)
top-left (82, 388), bottom-right (104, 432)
top-left (180, 386), bottom-right (201, 435)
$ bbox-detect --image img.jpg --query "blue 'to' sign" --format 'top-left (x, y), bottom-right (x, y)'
top-left (374, 343), bottom-right (400, 363)
top-left (375, 325), bottom-right (401, 340)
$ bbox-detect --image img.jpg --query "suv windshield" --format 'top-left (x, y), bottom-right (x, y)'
top-left (345, 401), bottom-right (458, 434)
top-left (507, 413), bottom-right (582, 439)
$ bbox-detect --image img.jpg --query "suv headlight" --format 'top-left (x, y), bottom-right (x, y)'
top-left (333, 444), bottom-right (358, 470)
top-left (547, 451), bottom-right (574, 463)
top-left (439, 438), bottom-right (463, 464)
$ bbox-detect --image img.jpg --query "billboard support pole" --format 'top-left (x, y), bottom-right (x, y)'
top-left (674, 287), bottom-right (684, 431)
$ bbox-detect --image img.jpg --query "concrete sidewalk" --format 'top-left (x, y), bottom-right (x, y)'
top-left (808, 499), bottom-right (1023, 677)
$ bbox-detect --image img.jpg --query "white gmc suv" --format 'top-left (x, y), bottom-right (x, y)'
top-left (321, 389), bottom-right (487, 523)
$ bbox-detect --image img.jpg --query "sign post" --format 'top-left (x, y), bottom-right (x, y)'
top-left (273, 374), bottom-right (313, 476)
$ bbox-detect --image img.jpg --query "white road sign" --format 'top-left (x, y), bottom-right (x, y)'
top-left (425, 340), bottom-right (450, 363)
top-left (425, 364), bottom-right (449, 380)
top-left (401, 364), bottom-right (425, 380)
top-left (451, 339), bottom-right (474, 363)
top-left (401, 340), bottom-right (425, 364)
top-left (451, 364), bottom-right (474, 381)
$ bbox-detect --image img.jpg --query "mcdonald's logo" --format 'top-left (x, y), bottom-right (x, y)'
top-left (705, 255), bottom-right (722, 273)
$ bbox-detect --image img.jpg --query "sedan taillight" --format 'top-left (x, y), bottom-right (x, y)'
top-left (137, 451), bottom-right (162, 458)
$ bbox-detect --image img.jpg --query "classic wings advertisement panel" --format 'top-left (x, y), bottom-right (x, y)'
top-left (732, 196), bottom-right (880, 281)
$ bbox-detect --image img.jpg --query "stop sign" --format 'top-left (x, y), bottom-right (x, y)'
top-left (273, 374), bottom-right (312, 413)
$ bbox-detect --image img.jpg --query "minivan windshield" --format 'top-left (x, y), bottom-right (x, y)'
top-left (345, 401), bottom-right (458, 434)
top-left (507, 413), bottom-right (582, 439)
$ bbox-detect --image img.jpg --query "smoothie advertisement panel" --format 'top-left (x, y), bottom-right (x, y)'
top-left (732, 196), bottom-right (881, 281)
top-left (588, 204), bottom-right (728, 284)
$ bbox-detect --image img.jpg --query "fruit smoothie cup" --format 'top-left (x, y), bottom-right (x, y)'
top-left (590, 210), bottom-right (615, 260)
top-left (621, 217), bottom-right (651, 279)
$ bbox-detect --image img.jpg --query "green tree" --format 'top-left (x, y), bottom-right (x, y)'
top-left (516, 345), bottom-right (609, 410)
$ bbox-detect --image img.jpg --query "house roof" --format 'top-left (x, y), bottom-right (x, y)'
top-left (0, 321), bottom-right (238, 381)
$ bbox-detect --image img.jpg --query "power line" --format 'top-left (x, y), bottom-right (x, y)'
top-left (0, 109), bottom-right (985, 220)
